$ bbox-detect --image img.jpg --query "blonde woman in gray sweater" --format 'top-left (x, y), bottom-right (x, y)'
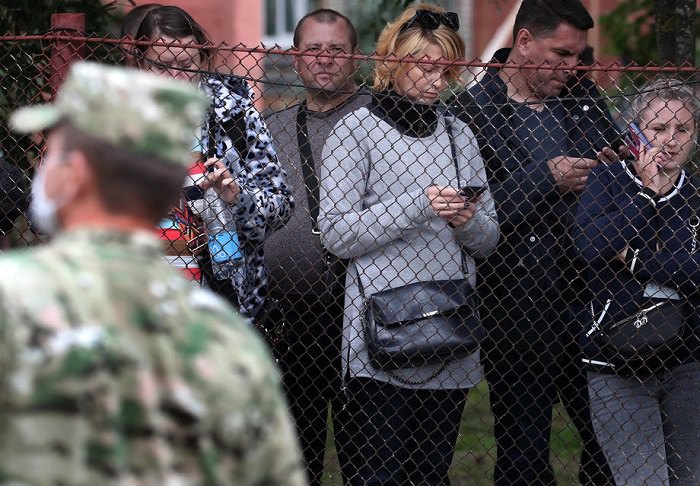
top-left (318, 4), bottom-right (499, 484)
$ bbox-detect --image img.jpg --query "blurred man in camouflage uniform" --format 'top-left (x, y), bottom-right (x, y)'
top-left (0, 61), bottom-right (305, 485)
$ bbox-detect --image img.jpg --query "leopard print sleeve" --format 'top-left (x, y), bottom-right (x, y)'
top-left (201, 74), bottom-right (294, 241)
top-left (200, 74), bottom-right (294, 316)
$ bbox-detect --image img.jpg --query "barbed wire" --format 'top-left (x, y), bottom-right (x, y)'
top-left (2, 34), bottom-right (699, 134)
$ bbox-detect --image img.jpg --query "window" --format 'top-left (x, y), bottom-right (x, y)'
top-left (263, 0), bottom-right (309, 47)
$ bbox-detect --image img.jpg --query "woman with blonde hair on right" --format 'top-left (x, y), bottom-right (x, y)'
top-left (319, 3), bottom-right (498, 484)
top-left (575, 77), bottom-right (700, 484)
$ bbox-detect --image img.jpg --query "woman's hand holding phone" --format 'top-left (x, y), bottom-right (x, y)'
top-left (625, 122), bottom-right (664, 193)
top-left (625, 122), bottom-right (654, 159)
top-left (635, 144), bottom-right (665, 194)
top-left (426, 185), bottom-right (482, 228)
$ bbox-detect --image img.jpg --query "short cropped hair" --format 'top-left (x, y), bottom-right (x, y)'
top-left (373, 3), bottom-right (465, 92)
top-left (135, 5), bottom-right (214, 70)
top-left (293, 8), bottom-right (358, 50)
top-left (631, 77), bottom-right (700, 126)
top-left (512, 0), bottom-right (594, 40)
top-left (60, 123), bottom-right (187, 223)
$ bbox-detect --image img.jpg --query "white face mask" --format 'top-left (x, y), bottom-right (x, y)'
top-left (30, 169), bottom-right (61, 236)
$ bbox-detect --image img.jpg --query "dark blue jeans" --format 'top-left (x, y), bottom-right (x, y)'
top-left (343, 377), bottom-right (468, 486)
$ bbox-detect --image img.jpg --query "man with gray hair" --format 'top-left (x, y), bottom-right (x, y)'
top-left (0, 61), bottom-right (305, 485)
top-left (265, 8), bottom-right (368, 485)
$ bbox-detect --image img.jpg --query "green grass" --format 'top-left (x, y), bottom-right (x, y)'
top-left (322, 381), bottom-right (583, 485)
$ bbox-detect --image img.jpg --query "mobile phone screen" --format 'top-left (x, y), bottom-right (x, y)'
top-left (459, 185), bottom-right (487, 201)
top-left (625, 122), bottom-right (653, 158)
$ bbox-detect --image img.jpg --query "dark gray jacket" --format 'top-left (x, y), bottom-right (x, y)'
top-left (264, 92), bottom-right (370, 298)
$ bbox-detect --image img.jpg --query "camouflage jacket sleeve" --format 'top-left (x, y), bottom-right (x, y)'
top-left (201, 74), bottom-right (294, 243)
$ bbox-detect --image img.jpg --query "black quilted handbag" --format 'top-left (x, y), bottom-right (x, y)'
top-left (362, 279), bottom-right (484, 371)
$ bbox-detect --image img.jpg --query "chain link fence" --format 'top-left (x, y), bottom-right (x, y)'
top-left (1, 32), bottom-right (700, 485)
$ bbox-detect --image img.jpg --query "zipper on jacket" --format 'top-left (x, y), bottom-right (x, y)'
top-left (586, 298), bottom-right (612, 338)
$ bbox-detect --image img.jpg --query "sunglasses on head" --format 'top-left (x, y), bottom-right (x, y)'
top-left (400, 10), bottom-right (459, 34)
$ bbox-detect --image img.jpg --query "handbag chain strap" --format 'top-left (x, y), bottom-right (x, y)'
top-left (388, 361), bottom-right (450, 386)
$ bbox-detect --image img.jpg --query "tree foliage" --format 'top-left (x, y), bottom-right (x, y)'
top-left (653, 0), bottom-right (696, 66)
top-left (349, 0), bottom-right (413, 84)
top-left (0, 0), bottom-right (122, 169)
top-left (600, 0), bottom-right (698, 66)
top-left (0, 0), bottom-right (121, 35)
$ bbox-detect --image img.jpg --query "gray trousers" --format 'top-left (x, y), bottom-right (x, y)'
top-left (588, 362), bottom-right (700, 485)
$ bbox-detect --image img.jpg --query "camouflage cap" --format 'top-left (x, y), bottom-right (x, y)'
top-left (10, 61), bottom-right (209, 166)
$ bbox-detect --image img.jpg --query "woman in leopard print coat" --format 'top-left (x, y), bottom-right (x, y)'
top-left (136, 5), bottom-right (294, 316)
top-left (200, 73), bottom-right (294, 315)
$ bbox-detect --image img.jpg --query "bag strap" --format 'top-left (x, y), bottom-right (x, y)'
top-left (626, 172), bottom-right (700, 299)
top-left (644, 172), bottom-right (700, 261)
top-left (296, 103), bottom-right (321, 235)
top-left (687, 174), bottom-right (700, 254)
top-left (445, 115), bottom-right (461, 188)
top-left (588, 173), bottom-right (700, 332)
top-left (445, 117), bottom-right (471, 275)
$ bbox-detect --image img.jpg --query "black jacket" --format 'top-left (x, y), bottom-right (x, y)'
top-left (574, 162), bottom-right (700, 373)
top-left (452, 48), bottom-right (620, 295)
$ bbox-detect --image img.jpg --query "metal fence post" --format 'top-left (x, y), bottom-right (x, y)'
top-left (49, 13), bottom-right (86, 99)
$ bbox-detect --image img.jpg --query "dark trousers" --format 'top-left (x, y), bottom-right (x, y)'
top-left (276, 293), bottom-right (352, 486)
top-left (344, 377), bottom-right (468, 486)
top-left (480, 284), bottom-right (615, 486)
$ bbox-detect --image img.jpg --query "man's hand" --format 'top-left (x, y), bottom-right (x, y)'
top-left (200, 157), bottom-right (241, 204)
top-left (597, 145), bottom-right (631, 164)
top-left (547, 156), bottom-right (598, 193)
top-left (426, 185), bottom-right (479, 228)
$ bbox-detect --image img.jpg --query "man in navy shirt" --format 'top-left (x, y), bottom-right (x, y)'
top-left (452, 1), bottom-right (621, 484)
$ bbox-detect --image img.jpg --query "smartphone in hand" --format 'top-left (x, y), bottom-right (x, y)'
top-left (624, 122), bottom-right (653, 159)
top-left (459, 185), bottom-right (487, 202)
